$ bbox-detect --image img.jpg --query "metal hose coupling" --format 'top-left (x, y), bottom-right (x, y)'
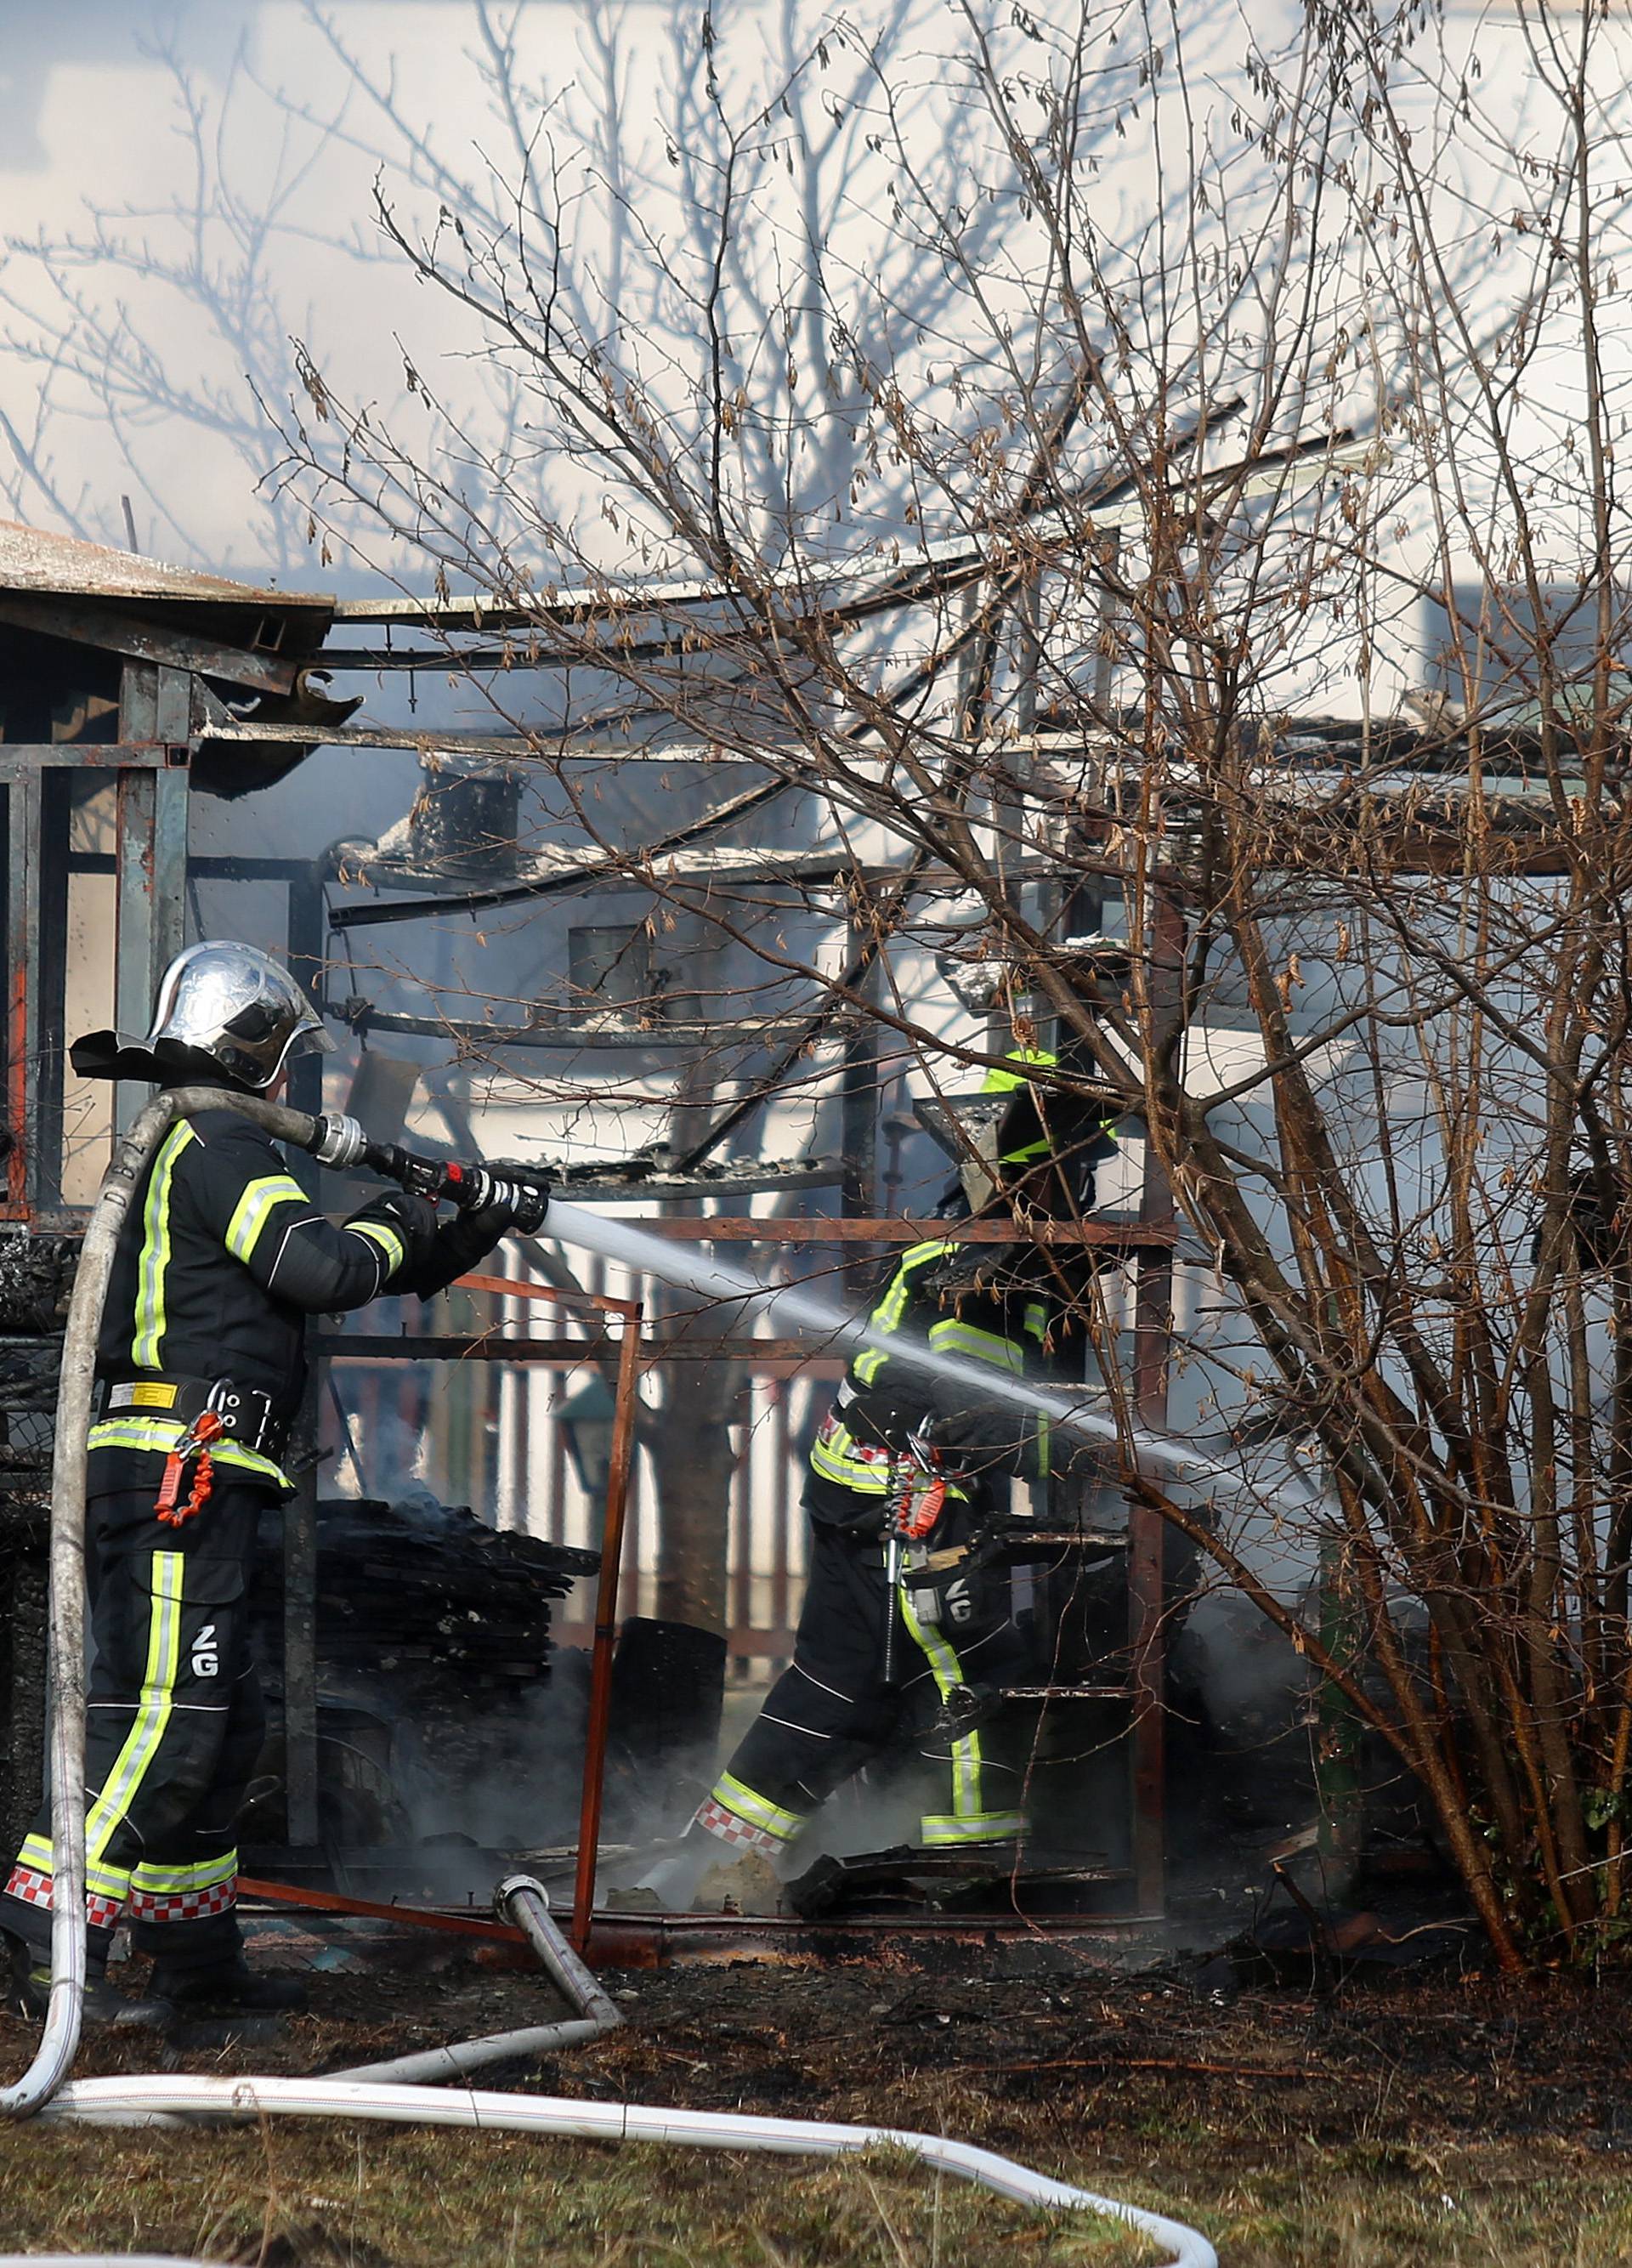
top-left (309, 1113), bottom-right (369, 1170)
top-left (496, 1875), bottom-right (623, 2034)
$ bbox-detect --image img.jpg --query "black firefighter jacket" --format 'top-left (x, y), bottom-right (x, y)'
top-left (805, 1237), bottom-right (1068, 1529)
top-left (87, 1097), bottom-right (486, 1496)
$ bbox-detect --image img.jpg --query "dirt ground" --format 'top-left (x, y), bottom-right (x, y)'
top-left (4, 1933), bottom-right (1632, 2265)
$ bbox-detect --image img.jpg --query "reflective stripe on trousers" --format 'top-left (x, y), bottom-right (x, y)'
top-left (898, 1588), bottom-right (1022, 1846)
top-left (711, 1562), bottom-right (1023, 1854)
top-left (9, 1549), bottom-right (189, 1917)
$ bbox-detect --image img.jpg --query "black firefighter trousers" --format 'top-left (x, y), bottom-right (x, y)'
top-left (0, 1477), bottom-right (272, 1977)
top-left (700, 1508), bottom-right (1034, 1857)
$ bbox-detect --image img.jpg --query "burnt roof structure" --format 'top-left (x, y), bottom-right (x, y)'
top-left (0, 519), bottom-right (357, 799)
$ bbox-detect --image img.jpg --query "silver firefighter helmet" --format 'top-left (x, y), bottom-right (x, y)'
top-left (145, 940), bottom-right (335, 1091)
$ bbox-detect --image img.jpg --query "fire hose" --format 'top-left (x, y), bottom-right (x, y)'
top-left (0, 1086), bottom-right (1217, 2268)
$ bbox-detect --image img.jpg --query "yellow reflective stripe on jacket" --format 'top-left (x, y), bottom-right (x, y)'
top-left (853, 1240), bottom-right (956, 1387)
top-left (348, 1219), bottom-right (406, 1279)
top-left (808, 1420), bottom-right (892, 1494)
top-left (808, 1415), bottom-right (970, 1501)
top-left (981, 1047), bottom-right (1057, 1094)
top-left (711, 1772), bottom-right (804, 1843)
top-left (83, 1550), bottom-right (185, 1872)
top-left (808, 1419), bottom-right (959, 1497)
top-left (927, 1316), bottom-right (1026, 1374)
top-left (224, 1173), bottom-right (310, 1265)
top-left (88, 1415), bottom-right (291, 1491)
top-left (131, 1123), bottom-right (196, 1369)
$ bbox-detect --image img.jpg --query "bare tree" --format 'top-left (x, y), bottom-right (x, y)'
top-left (259, 0), bottom-right (1632, 1967)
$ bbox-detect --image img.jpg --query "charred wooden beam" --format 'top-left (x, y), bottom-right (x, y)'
top-left (0, 594), bottom-right (301, 696)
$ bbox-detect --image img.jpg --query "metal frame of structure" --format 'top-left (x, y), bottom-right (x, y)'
top-left (0, 553), bottom-right (1188, 1919)
top-left (11, 506), bottom-right (1534, 1925)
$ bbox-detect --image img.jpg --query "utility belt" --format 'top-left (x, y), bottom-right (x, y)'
top-left (94, 1374), bottom-right (289, 1464)
top-left (866, 1533), bottom-right (989, 1631)
top-left (810, 1408), bottom-right (972, 1502)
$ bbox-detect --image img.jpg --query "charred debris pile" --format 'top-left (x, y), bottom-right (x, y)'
top-left (245, 1494), bottom-right (598, 1863)
top-left (250, 1494), bottom-right (597, 1684)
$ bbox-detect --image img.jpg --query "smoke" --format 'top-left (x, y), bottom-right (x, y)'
top-left (387, 1669), bottom-right (592, 1880)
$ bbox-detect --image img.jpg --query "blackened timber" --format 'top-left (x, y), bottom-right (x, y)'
top-left (0, 595), bottom-right (302, 696)
top-left (326, 1004), bottom-right (857, 1050)
top-left (523, 1163), bottom-right (844, 1199)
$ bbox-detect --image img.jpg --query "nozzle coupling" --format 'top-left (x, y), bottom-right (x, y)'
top-left (315, 1120), bottom-right (552, 1232)
top-left (310, 1112), bottom-right (369, 1171)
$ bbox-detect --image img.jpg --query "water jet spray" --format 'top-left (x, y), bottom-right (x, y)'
top-left (544, 1199), bottom-right (1304, 1510)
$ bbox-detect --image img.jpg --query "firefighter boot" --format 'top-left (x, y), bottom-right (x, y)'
top-left (148, 1955), bottom-right (308, 2013)
top-left (5, 1934), bottom-right (173, 2029)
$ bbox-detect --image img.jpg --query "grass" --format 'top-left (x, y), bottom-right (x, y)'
top-left (0, 2125), bottom-right (1159, 2266)
top-left (7, 2117), bottom-right (1632, 2265)
top-left (7, 1956), bottom-right (1632, 2262)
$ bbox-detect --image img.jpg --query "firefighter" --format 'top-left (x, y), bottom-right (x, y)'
top-left (1, 941), bottom-right (543, 2024)
top-left (638, 1048), bottom-right (1119, 1905)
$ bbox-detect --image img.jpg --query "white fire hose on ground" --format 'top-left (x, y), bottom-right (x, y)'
top-left (0, 1090), bottom-right (1218, 2268)
top-left (31, 2076), bottom-right (1216, 2268)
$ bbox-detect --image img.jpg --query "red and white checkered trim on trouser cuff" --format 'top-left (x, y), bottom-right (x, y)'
top-left (694, 1798), bottom-right (783, 1857)
top-left (5, 1863), bottom-right (122, 1934)
top-left (127, 1880), bottom-right (236, 1924)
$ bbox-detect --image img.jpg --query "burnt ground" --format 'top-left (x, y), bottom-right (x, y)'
top-left (5, 1933), bottom-right (1632, 2264)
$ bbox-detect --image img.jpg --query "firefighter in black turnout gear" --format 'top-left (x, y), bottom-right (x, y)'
top-left (1, 942), bottom-right (542, 2024)
top-left (640, 1049), bottom-right (1119, 1904)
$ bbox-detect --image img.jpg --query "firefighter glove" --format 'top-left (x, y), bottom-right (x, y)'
top-left (365, 1188), bottom-right (442, 1277)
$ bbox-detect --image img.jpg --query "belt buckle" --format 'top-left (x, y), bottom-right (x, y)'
top-left (204, 1378), bottom-right (269, 1454)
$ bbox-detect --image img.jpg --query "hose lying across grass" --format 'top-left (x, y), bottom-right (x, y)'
top-left (0, 1089), bottom-right (1218, 2268)
top-left (39, 2074), bottom-right (1216, 2266)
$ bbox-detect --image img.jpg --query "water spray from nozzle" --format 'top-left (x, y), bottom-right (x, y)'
top-left (543, 1199), bottom-right (1306, 1506)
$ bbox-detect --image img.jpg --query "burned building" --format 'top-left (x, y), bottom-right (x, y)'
top-left (0, 509), bottom-right (1430, 1944)
top-left (0, 523), bottom-right (600, 1872)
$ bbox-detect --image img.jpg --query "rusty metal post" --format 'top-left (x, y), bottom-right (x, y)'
top-left (571, 1299), bottom-right (643, 1955)
top-left (5, 772), bottom-right (42, 1216)
top-left (1127, 892), bottom-right (1183, 1914)
top-left (112, 684), bottom-right (189, 1138)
